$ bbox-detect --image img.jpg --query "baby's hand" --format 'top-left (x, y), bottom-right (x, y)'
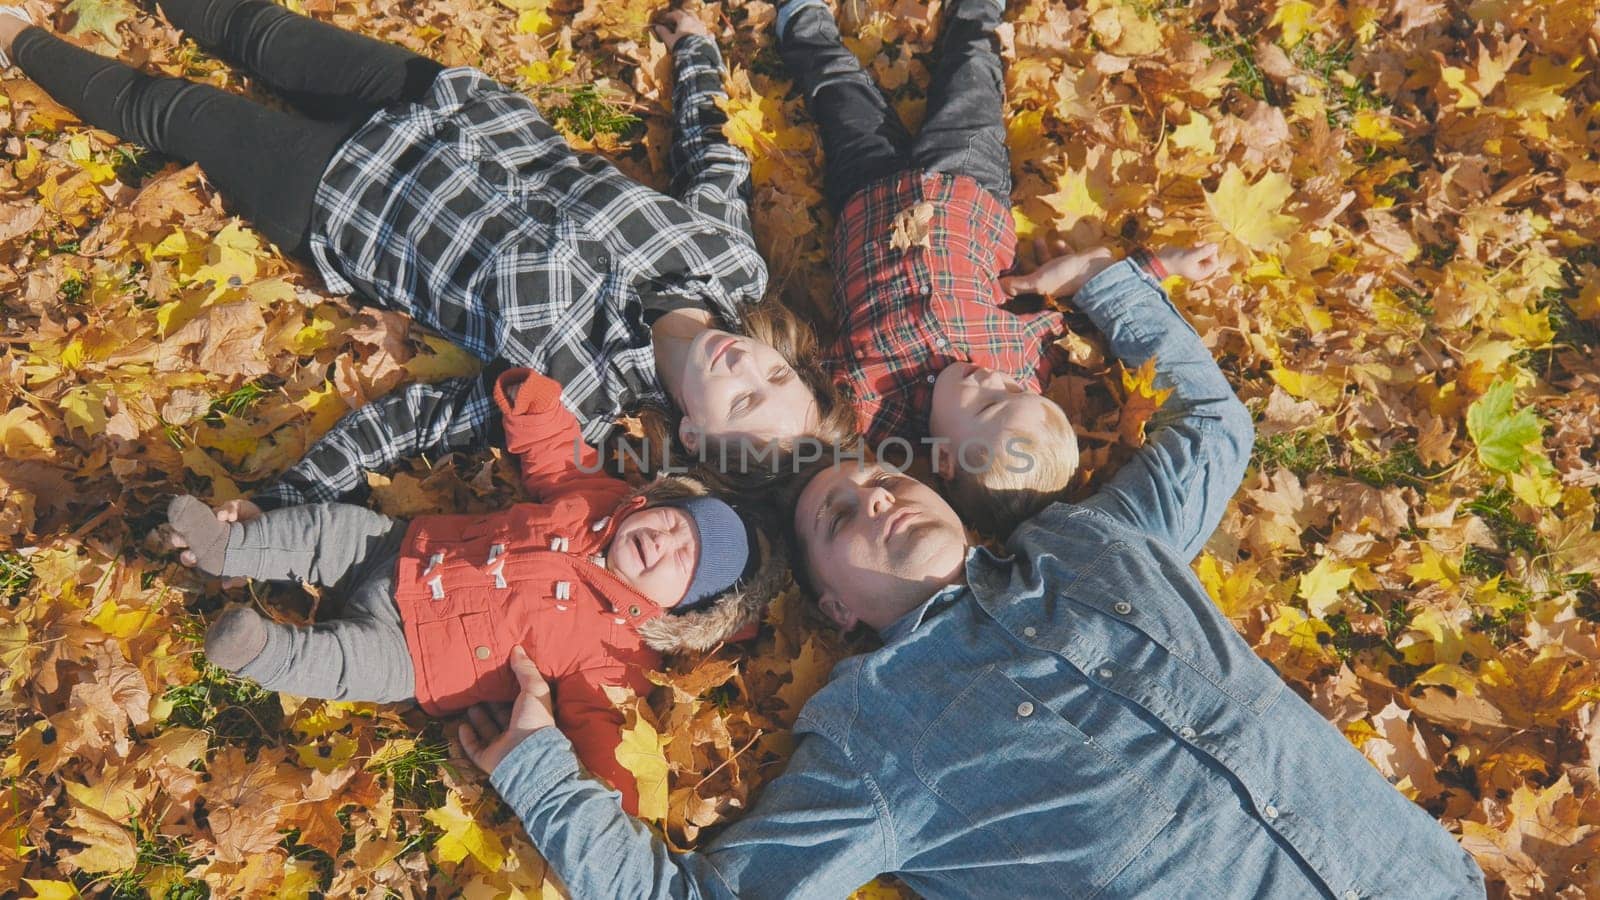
top-left (1000, 238), bottom-right (1115, 300)
top-left (654, 9), bottom-right (710, 50)
top-left (1154, 243), bottom-right (1223, 282)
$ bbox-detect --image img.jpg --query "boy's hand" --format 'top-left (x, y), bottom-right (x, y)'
top-left (157, 498), bottom-right (261, 587)
top-left (459, 645), bottom-right (557, 776)
top-left (1000, 238), bottom-right (1115, 300)
top-left (1155, 243), bottom-right (1222, 282)
top-left (653, 9), bottom-right (709, 50)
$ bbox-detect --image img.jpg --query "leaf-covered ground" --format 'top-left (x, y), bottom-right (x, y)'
top-left (2, 0), bottom-right (1598, 896)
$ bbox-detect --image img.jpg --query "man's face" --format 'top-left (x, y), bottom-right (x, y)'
top-left (607, 505), bottom-right (697, 609)
top-left (675, 329), bottom-right (820, 453)
top-left (928, 362), bottom-right (1070, 479)
top-left (794, 462), bottom-right (969, 632)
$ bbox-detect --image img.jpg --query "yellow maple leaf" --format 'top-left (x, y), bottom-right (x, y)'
top-left (1297, 557), bottom-right (1357, 617)
top-left (425, 792), bottom-right (509, 871)
top-left (1270, 0), bottom-right (1318, 47)
top-left (21, 881), bottom-right (80, 900)
top-left (1204, 164), bottom-right (1299, 252)
top-left (614, 715), bottom-right (671, 821)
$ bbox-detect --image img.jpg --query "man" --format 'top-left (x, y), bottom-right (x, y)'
top-left (458, 258), bottom-right (1486, 898)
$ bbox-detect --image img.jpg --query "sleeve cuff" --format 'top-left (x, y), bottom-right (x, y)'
top-left (1131, 247), bottom-right (1168, 280)
top-left (495, 368), bottom-right (564, 418)
top-left (489, 727), bottom-right (583, 816)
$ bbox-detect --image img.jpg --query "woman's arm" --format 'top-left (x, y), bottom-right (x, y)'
top-left (659, 15), bottom-right (756, 245)
top-left (255, 374), bottom-right (499, 510)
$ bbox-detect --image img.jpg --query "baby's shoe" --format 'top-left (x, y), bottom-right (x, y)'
top-left (204, 606), bottom-right (268, 672)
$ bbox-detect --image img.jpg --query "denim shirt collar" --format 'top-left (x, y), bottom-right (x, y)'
top-left (878, 544), bottom-right (1011, 645)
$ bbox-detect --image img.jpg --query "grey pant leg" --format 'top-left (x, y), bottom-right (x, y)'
top-left (226, 503), bottom-right (415, 702)
top-left (219, 502), bottom-right (404, 587)
top-left (234, 554), bottom-right (415, 702)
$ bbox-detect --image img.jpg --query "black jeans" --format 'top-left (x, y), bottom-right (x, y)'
top-left (13, 0), bottom-right (442, 256)
top-left (778, 0), bottom-right (1011, 213)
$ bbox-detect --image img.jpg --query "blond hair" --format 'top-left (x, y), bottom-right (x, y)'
top-left (944, 404), bottom-right (1080, 539)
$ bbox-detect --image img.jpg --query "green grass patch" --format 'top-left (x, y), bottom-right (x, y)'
top-left (1464, 486), bottom-right (1541, 556)
top-left (208, 381), bottom-right (271, 420)
top-left (1253, 430), bottom-right (1334, 476)
top-left (372, 725), bottom-right (453, 811)
top-left (96, 820), bottom-right (206, 900)
top-left (1349, 442), bottom-right (1427, 489)
top-left (0, 552), bottom-right (35, 605)
top-left (161, 654), bottom-right (283, 744)
top-left (543, 84), bottom-right (642, 141)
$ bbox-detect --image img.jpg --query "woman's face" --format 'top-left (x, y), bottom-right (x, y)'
top-left (673, 329), bottom-right (821, 456)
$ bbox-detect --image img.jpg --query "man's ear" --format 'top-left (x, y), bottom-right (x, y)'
top-left (819, 590), bottom-right (858, 631)
top-left (933, 447), bottom-right (957, 481)
top-left (677, 417), bottom-right (701, 454)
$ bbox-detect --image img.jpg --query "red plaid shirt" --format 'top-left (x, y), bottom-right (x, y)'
top-left (826, 171), bottom-right (1066, 445)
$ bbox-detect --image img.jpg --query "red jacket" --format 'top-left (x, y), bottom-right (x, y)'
top-left (393, 369), bottom-right (662, 813)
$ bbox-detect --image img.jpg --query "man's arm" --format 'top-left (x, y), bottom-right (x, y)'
top-left (488, 720), bottom-right (891, 899)
top-left (1055, 255), bottom-right (1254, 561)
top-left (254, 374), bottom-right (499, 510)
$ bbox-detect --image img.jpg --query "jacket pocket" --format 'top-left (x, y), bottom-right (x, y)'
top-left (913, 666), bottom-right (1176, 899)
top-left (415, 611), bottom-right (503, 712)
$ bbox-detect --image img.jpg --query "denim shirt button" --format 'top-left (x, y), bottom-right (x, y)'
top-left (1023, 626), bottom-right (1038, 638)
top-left (1263, 804), bottom-right (1280, 820)
top-left (1113, 601), bottom-right (1133, 615)
top-left (1097, 667), bottom-right (1113, 679)
top-left (1016, 702), bottom-right (1034, 718)
top-left (1178, 725), bottom-right (1196, 740)
top-left (1343, 892), bottom-right (1359, 900)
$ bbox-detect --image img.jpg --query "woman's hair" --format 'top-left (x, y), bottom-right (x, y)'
top-left (628, 296), bottom-right (860, 491)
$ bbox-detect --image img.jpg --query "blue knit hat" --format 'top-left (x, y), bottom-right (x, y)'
top-left (662, 497), bottom-right (754, 613)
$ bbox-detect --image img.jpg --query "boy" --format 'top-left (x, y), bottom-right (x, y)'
top-left (775, 0), bottom-right (1219, 534)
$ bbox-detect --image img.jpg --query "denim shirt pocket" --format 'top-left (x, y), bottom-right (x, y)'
top-left (912, 666), bottom-right (1177, 898)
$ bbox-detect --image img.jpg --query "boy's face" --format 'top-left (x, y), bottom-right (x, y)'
top-left (928, 362), bottom-right (1070, 480)
top-left (674, 329), bottom-right (820, 453)
top-left (607, 506), bottom-right (698, 609)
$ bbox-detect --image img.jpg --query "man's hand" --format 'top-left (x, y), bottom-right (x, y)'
top-left (459, 645), bottom-right (557, 776)
top-left (999, 238), bottom-right (1115, 300)
top-left (1154, 243), bottom-right (1223, 282)
top-left (654, 9), bottom-right (709, 50)
top-left (155, 498), bottom-right (262, 587)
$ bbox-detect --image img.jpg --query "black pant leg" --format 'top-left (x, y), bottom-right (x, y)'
top-left (156, 0), bottom-right (442, 119)
top-left (13, 26), bottom-right (350, 256)
top-left (909, 0), bottom-right (1011, 202)
top-left (778, 4), bottom-right (912, 213)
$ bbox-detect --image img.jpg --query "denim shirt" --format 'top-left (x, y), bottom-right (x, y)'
top-left (490, 261), bottom-right (1486, 899)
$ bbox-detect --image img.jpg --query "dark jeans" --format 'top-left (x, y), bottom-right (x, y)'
top-left (778, 0), bottom-right (1011, 213)
top-left (13, 0), bottom-right (442, 256)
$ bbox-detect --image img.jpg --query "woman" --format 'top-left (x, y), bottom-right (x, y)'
top-left (0, 0), bottom-right (850, 512)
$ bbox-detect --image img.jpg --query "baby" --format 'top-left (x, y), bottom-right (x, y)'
top-left (166, 368), bottom-right (784, 815)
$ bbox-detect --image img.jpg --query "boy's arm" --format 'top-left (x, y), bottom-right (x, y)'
top-left (666, 32), bottom-right (757, 245)
top-left (1058, 257), bottom-right (1254, 561)
top-left (494, 368), bottom-right (630, 504)
top-left (254, 375), bottom-right (499, 511)
top-left (491, 722), bottom-right (890, 899)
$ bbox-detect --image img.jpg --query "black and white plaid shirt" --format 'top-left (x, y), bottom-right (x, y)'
top-left (256, 36), bottom-right (765, 510)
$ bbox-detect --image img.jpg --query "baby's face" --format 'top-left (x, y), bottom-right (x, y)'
top-left (607, 505), bottom-right (698, 609)
top-left (928, 362), bottom-right (1067, 476)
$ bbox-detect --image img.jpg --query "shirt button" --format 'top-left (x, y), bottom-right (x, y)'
top-left (925, 374), bottom-right (936, 384)
top-left (596, 253), bottom-right (610, 267)
top-left (1178, 725), bottom-right (1197, 740)
top-left (1022, 626), bottom-right (1038, 638)
top-left (1343, 892), bottom-right (1359, 900)
top-left (1097, 667), bottom-right (1113, 679)
top-left (1016, 702), bottom-right (1034, 717)
top-left (1263, 804), bottom-right (1280, 820)
top-left (474, 645), bottom-right (491, 660)
top-left (1113, 601), bottom-right (1133, 615)
top-left (935, 337), bottom-right (948, 349)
